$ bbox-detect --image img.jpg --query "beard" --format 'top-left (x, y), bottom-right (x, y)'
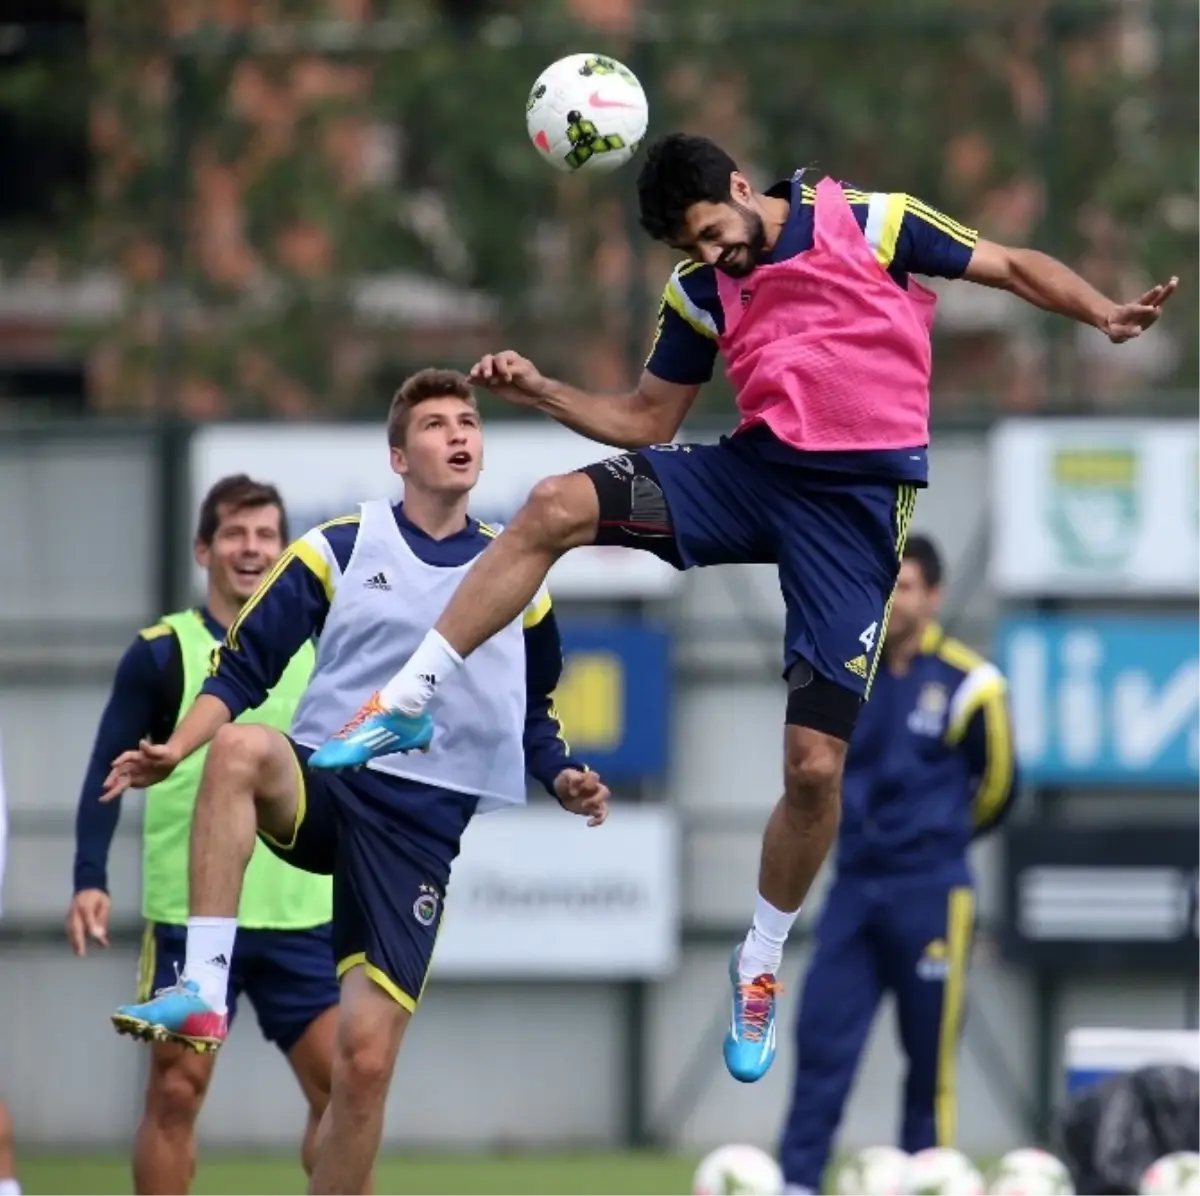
top-left (715, 205), bottom-right (769, 278)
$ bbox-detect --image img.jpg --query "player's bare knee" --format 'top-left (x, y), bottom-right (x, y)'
top-left (208, 724), bottom-right (268, 781)
top-left (335, 1030), bottom-right (395, 1108)
top-left (519, 474), bottom-right (598, 551)
top-left (783, 734), bottom-right (844, 822)
top-left (208, 724), bottom-right (279, 791)
top-left (148, 1052), bottom-right (209, 1128)
top-left (0, 1098), bottom-right (12, 1146)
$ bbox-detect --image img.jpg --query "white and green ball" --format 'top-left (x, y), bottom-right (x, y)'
top-left (833, 1145), bottom-right (911, 1194)
top-left (906, 1147), bottom-right (986, 1195)
top-left (1140, 1152), bottom-right (1200, 1196)
top-left (692, 1144), bottom-right (784, 1195)
top-left (525, 52), bottom-right (648, 174)
top-left (987, 1148), bottom-right (1075, 1194)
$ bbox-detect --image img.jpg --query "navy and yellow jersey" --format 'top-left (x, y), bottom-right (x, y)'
top-left (837, 622), bottom-right (1019, 877)
top-left (73, 608), bottom-right (225, 894)
top-left (203, 505), bottom-right (582, 797)
top-left (645, 175), bottom-right (979, 485)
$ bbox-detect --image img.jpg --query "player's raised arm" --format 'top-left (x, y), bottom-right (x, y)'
top-left (468, 259), bottom-right (716, 448)
top-left (470, 351), bottom-right (699, 449)
top-left (964, 239), bottom-right (1178, 343)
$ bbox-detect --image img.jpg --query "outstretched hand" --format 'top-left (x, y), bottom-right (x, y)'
top-left (468, 350), bottom-right (548, 409)
top-left (102, 739), bottom-right (183, 802)
top-left (1103, 277), bottom-right (1178, 343)
top-left (554, 767), bottom-right (611, 827)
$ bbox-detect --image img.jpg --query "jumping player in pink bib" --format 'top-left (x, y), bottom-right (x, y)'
top-left (313, 134), bottom-right (1177, 1084)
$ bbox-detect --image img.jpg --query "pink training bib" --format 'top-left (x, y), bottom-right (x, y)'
top-left (715, 177), bottom-right (936, 452)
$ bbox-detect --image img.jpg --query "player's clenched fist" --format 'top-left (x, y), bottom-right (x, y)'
top-left (468, 350), bottom-right (548, 407)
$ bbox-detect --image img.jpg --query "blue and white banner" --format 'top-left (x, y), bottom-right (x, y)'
top-left (996, 616), bottom-right (1199, 785)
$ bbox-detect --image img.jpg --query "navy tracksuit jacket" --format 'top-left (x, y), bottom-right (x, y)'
top-left (779, 623), bottom-right (1019, 1192)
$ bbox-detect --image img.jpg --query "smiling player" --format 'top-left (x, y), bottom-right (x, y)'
top-left (69, 475), bottom-right (336, 1195)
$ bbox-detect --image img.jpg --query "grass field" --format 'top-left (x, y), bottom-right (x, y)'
top-left (19, 1149), bottom-right (1007, 1194)
top-left (19, 1151), bottom-right (699, 1195)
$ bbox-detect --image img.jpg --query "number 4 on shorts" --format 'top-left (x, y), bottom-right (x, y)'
top-left (859, 621), bottom-right (879, 655)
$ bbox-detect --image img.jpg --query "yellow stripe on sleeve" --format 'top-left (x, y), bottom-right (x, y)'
top-left (523, 586), bottom-right (552, 629)
top-left (937, 637), bottom-right (985, 677)
top-left (864, 192), bottom-right (908, 268)
top-left (291, 538), bottom-right (334, 603)
top-left (663, 269), bottom-right (718, 340)
top-left (226, 516), bottom-right (356, 650)
top-left (645, 299), bottom-right (667, 367)
top-left (971, 688), bottom-right (1015, 829)
top-left (138, 622), bottom-right (173, 641)
top-left (547, 701), bottom-right (571, 756)
top-left (225, 548), bottom-right (295, 650)
top-left (903, 196), bottom-right (978, 248)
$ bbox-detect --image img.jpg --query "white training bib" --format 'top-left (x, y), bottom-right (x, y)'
top-left (291, 500), bottom-right (528, 812)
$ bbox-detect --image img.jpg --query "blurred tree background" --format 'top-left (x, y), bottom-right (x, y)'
top-left (0, 0), bottom-right (1194, 421)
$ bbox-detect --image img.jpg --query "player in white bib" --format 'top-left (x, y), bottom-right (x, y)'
top-left (103, 369), bottom-right (610, 1194)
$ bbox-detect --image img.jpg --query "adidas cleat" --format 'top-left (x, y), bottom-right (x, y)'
top-left (309, 691), bottom-right (434, 771)
top-left (722, 946), bottom-right (781, 1084)
top-left (112, 977), bottom-right (228, 1054)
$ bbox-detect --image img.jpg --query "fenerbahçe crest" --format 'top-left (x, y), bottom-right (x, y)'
top-left (413, 884), bottom-right (440, 927)
top-left (1048, 445), bottom-right (1140, 570)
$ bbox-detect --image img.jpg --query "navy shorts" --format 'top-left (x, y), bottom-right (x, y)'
top-left (581, 429), bottom-right (917, 702)
top-left (260, 742), bottom-right (478, 1012)
top-left (138, 921), bottom-right (338, 1055)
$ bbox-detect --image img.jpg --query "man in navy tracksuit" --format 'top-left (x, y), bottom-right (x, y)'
top-left (778, 534), bottom-right (1019, 1194)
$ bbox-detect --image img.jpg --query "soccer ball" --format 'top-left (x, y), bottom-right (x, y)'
top-left (906, 1147), bottom-right (986, 1195)
top-left (525, 52), bottom-right (648, 174)
top-left (1140, 1152), bottom-right (1200, 1195)
top-left (692, 1144), bottom-right (784, 1195)
top-left (833, 1145), bottom-right (911, 1194)
top-left (988, 1148), bottom-right (1075, 1194)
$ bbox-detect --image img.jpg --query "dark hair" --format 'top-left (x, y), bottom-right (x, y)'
top-left (196, 474), bottom-right (287, 546)
top-left (636, 133), bottom-right (740, 242)
top-left (903, 533), bottom-right (944, 589)
top-left (387, 368), bottom-right (477, 449)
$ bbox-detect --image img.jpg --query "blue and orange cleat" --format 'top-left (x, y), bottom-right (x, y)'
top-left (723, 946), bottom-right (782, 1083)
top-left (308, 691), bottom-right (434, 771)
top-left (112, 976), bottom-right (228, 1054)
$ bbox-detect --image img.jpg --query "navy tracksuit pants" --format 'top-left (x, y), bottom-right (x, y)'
top-left (778, 868), bottom-right (975, 1192)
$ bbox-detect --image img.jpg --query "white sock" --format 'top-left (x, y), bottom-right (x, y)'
top-left (184, 916), bottom-right (236, 1012)
top-left (379, 629), bottom-right (464, 715)
top-left (0, 1178), bottom-right (22, 1195)
top-left (738, 893), bottom-right (800, 981)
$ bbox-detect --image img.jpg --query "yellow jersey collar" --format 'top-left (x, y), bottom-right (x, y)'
top-left (919, 621), bottom-right (945, 655)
